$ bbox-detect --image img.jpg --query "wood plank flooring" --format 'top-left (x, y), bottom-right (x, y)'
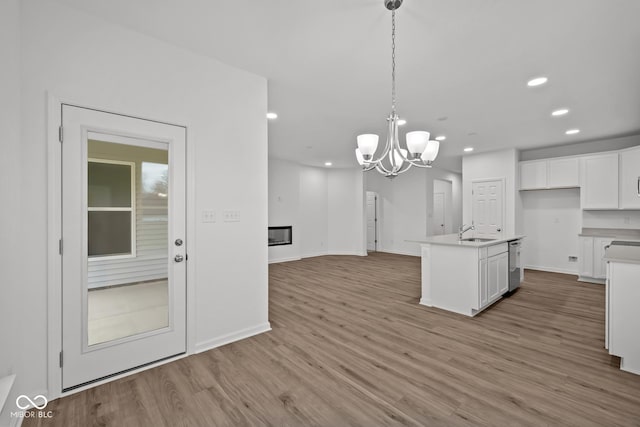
top-left (25, 253), bottom-right (640, 426)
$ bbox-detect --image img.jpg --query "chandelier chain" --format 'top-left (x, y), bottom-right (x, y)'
top-left (391, 8), bottom-right (396, 114)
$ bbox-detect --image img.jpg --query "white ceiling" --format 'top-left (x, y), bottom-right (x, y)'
top-left (56, 0), bottom-right (640, 172)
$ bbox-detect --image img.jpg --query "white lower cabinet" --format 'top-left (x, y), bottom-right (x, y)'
top-left (579, 236), bottom-right (613, 283)
top-left (479, 245), bottom-right (509, 309)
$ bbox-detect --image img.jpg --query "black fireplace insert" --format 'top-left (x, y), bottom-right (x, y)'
top-left (268, 226), bottom-right (292, 246)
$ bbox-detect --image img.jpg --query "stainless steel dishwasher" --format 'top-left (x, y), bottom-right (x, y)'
top-left (507, 240), bottom-right (522, 293)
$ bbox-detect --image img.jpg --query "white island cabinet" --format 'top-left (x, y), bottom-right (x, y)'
top-left (416, 234), bottom-right (524, 317)
top-left (604, 243), bottom-right (640, 376)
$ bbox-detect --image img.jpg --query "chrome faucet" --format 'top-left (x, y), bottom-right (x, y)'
top-left (458, 224), bottom-right (475, 240)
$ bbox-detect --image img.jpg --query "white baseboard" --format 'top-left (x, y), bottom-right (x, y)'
top-left (327, 251), bottom-right (367, 257)
top-left (524, 265), bottom-right (578, 276)
top-left (195, 322), bottom-right (271, 354)
top-left (419, 298), bottom-right (432, 307)
top-left (268, 256), bottom-right (301, 264)
top-left (378, 249), bottom-right (420, 257)
top-left (301, 251), bottom-right (328, 259)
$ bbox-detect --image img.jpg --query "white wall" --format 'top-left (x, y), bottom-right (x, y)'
top-left (268, 159), bottom-right (301, 263)
top-left (0, 0), bottom-right (22, 423)
top-left (328, 169), bottom-right (365, 255)
top-left (582, 210), bottom-right (640, 229)
top-left (365, 167), bottom-right (463, 256)
top-left (269, 159), bottom-right (365, 261)
top-left (299, 167), bottom-right (329, 257)
top-left (463, 149), bottom-right (519, 236)
top-left (521, 189), bottom-right (581, 274)
top-left (2, 0), bottom-right (269, 417)
top-left (520, 134), bottom-right (640, 161)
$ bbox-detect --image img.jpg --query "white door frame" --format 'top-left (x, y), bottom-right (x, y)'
top-left (470, 177), bottom-right (506, 235)
top-left (366, 191), bottom-right (378, 251)
top-left (46, 94), bottom-right (197, 399)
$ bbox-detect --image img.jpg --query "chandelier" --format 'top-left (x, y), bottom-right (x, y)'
top-left (355, 0), bottom-right (440, 178)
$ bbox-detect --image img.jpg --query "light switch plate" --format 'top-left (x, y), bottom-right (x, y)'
top-left (202, 210), bottom-right (216, 223)
top-left (223, 210), bottom-right (241, 222)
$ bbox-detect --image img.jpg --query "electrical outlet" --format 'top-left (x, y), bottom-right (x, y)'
top-left (202, 210), bottom-right (216, 223)
top-left (223, 210), bottom-right (241, 222)
top-left (568, 256), bottom-right (578, 262)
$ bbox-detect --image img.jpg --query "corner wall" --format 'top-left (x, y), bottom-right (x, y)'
top-left (0, 0), bottom-right (22, 424)
top-left (462, 149), bottom-right (518, 235)
top-left (268, 159), bottom-right (366, 262)
top-left (365, 166), bottom-right (463, 256)
top-left (3, 0), bottom-right (269, 413)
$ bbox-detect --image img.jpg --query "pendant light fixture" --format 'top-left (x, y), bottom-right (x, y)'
top-left (355, 0), bottom-right (440, 178)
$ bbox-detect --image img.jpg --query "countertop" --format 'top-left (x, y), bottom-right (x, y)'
top-left (408, 233), bottom-right (525, 248)
top-left (579, 228), bottom-right (640, 240)
top-left (604, 244), bottom-right (640, 265)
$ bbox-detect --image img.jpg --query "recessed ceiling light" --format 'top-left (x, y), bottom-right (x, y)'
top-left (435, 136), bottom-right (446, 141)
top-left (464, 147), bottom-right (474, 152)
top-left (397, 119), bottom-right (407, 126)
top-left (266, 112), bottom-right (278, 119)
top-left (527, 77), bottom-right (548, 87)
top-left (324, 162), bottom-right (333, 167)
top-left (552, 108), bottom-right (569, 116)
top-left (566, 129), bottom-right (580, 135)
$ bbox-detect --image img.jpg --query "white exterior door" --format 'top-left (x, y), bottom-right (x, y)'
top-left (61, 105), bottom-right (187, 390)
top-left (366, 192), bottom-right (377, 251)
top-left (472, 180), bottom-right (504, 236)
top-left (433, 192), bottom-right (445, 236)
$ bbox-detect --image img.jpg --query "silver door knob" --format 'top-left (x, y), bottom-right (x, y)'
top-left (175, 238), bottom-right (183, 246)
top-left (174, 255), bottom-right (184, 263)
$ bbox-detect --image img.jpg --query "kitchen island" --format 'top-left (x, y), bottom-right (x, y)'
top-left (604, 241), bottom-right (640, 375)
top-left (412, 233), bottom-right (524, 317)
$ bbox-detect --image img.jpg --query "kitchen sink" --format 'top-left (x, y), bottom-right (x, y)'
top-left (460, 238), bottom-right (496, 242)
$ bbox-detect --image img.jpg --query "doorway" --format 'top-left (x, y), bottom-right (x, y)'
top-left (432, 179), bottom-right (453, 236)
top-left (366, 191), bottom-right (378, 251)
top-left (60, 105), bottom-right (187, 390)
top-left (471, 178), bottom-right (504, 236)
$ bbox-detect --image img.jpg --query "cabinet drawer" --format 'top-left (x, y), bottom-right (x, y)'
top-left (487, 242), bottom-right (508, 257)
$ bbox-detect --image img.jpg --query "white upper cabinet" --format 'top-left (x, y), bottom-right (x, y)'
top-left (581, 153), bottom-right (619, 210)
top-left (548, 157), bottom-right (580, 188)
top-left (520, 160), bottom-right (547, 190)
top-left (520, 157), bottom-right (579, 190)
top-left (619, 146), bottom-right (640, 209)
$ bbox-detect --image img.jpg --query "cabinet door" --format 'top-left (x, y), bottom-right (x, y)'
top-left (619, 147), bottom-right (640, 209)
top-left (579, 237), bottom-right (594, 278)
top-left (497, 252), bottom-right (509, 295)
top-left (520, 161), bottom-right (547, 190)
top-left (593, 238), bottom-right (613, 279)
top-left (581, 154), bottom-right (619, 209)
top-left (479, 258), bottom-right (488, 308)
top-left (548, 158), bottom-right (579, 188)
top-left (487, 255), bottom-right (501, 301)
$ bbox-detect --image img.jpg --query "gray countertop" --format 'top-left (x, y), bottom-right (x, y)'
top-left (604, 244), bottom-right (640, 265)
top-left (408, 233), bottom-right (525, 248)
top-left (579, 228), bottom-right (640, 240)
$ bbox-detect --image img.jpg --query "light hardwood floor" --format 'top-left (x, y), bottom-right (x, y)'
top-left (25, 253), bottom-right (640, 426)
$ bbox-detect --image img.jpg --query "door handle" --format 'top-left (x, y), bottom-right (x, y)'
top-left (174, 254), bottom-right (184, 263)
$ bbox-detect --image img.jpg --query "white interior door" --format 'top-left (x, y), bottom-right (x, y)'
top-left (472, 180), bottom-right (504, 236)
top-left (61, 105), bottom-right (186, 390)
top-left (433, 192), bottom-right (445, 236)
top-left (366, 192), bottom-right (377, 251)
